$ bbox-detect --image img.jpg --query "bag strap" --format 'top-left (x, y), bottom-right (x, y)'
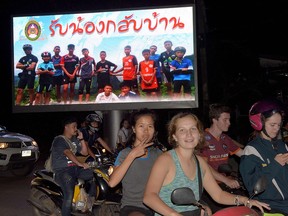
top-left (60, 135), bottom-right (74, 149)
top-left (194, 154), bottom-right (203, 199)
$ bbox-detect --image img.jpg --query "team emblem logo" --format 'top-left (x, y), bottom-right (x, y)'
top-left (208, 144), bottom-right (216, 151)
top-left (25, 20), bottom-right (41, 41)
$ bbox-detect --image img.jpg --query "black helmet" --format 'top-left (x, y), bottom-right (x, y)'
top-left (86, 113), bottom-right (102, 124)
top-left (86, 114), bottom-right (102, 132)
top-left (174, 46), bottom-right (186, 54)
top-left (23, 44), bottom-right (32, 50)
top-left (249, 99), bottom-right (285, 131)
top-left (41, 51), bottom-right (51, 58)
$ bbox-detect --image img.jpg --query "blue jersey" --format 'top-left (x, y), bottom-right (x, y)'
top-left (149, 54), bottom-right (161, 78)
top-left (51, 55), bottom-right (63, 76)
top-left (171, 58), bottom-right (193, 81)
top-left (37, 61), bottom-right (55, 84)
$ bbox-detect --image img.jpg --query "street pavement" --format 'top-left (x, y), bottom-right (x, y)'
top-left (0, 158), bottom-right (45, 216)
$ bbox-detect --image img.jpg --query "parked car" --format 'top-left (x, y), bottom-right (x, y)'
top-left (0, 125), bottom-right (39, 176)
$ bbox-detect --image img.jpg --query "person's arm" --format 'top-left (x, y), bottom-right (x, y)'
top-left (148, 62), bottom-right (156, 84)
top-left (114, 67), bottom-right (123, 74)
top-left (60, 58), bottom-right (71, 77)
top-left (72, 61), bottom-right (79, 77)
top-left (109, 141), bottom-right (154, 188)
top-left (240, 145), bottom-right (285, 194)
top-left (16, 61), bottom-right (26, 69)
top-left (63, 148), bottom-right (89, 169)
top-left (143, 153), bottom-right (182, 216)
top-left (86, 143), bottom-right (96, 160)
top-left (109, 62), bottom-right (118, 74)
top-left (208, 164), bottom-right (240, 189)
top-left (26, 62), bottom-right (37, 71)
top-left (200, 156), bottom-right (270, 212)
top-left (232, 139), bottom-right (245, 149)
top-left (96, 137), bottom-right (113, 154)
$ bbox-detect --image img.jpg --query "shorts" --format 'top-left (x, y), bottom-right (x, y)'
top-left (173, 80), bottom-right (191, 93)
top-left (18, 74), bottom-right (35, 89)
top-left (53, 75), bottom-right (63, 86)
top-left (78, 77), bottom-right (92, 94)
top-left (163, 70), bottom-right (173, 83)
top-left (36, 83), bottom-right (53, 93)
top-left (142, 88), bottom-right (158, 93)
top-left (63, 74), bottom-right (77, 84)
top-left (123, 79), bottom-right (138, 90)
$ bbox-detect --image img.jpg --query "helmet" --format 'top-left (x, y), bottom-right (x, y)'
top-left (86, 113), bottom-right (102, 124)
top-left (86, 114), bottom-right (102, 133)
top-left (41, 51), bottom-right (51, 58)
top-left (174, 46), bottom-right (186, 54)
top-left (23, 44), bottom-right (32, 50)
top-left (249, 99), bottom-right (284, 131)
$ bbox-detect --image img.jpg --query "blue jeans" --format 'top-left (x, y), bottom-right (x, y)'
top-left (55, 166), bottom-right (95, 216)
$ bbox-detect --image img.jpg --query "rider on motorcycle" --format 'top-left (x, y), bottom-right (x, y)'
top-left (79, 113), bottom-right (113, 161)
top-left (240, 99), bottom-right (288, 215)
top-left (50, 116), bottom-right (96, 216)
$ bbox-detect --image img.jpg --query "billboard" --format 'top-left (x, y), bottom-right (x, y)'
top-left (12, 4), bottom-right (198, 113)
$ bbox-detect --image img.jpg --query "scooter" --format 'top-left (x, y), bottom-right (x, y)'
top-left (27, 152), bottom-right (121, 216)
top-left (171, 176), bottom-right (285, 216)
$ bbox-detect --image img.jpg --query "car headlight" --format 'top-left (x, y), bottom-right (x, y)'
top-left (31, 140), bottom-right (38, 147)
top-left (0, 142), bottom-right (9, 149)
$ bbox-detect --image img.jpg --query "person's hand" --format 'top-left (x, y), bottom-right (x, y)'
top-left (77, 130), bottom-right (84, 140)
top-left (224, 178), bottom-right (240, 189)
top-left (245, 199), bottom-right (270, 213)
top-left (201, 204), bottom-right (212, 216)
top-left (79, 162), bottom-right (90, 169)
top-left (130, 137), bottom-right (154, 159)
top-left (274, 153), bottom-right (288, 166)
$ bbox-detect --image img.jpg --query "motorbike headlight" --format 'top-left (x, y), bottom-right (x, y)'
top-left (0, 142), bottom-right (9, 149)
top-left (31, 140), bottom-right (38, 147)
top-left (108, 166), bottom-right (114, 176)
top-left (102, 148), bottom-right (106, 154)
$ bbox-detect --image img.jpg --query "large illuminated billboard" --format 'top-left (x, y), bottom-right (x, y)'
top-left (12, 4), bottom-right (198, 113)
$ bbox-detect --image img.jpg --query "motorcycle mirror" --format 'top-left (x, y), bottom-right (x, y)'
top-left (217, 164), bottom-right (233, 176)
top-left (253, 176), bottom-right (267, 195)
top-left (171, 187), bottom-right (197, 205)
top-left (249, 176), bottom-right (267, 199)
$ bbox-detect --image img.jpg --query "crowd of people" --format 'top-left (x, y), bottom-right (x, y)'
top-left (15, 40), bottom-right (194, 106)
top-left (48, 97), bottom-right (288, 216)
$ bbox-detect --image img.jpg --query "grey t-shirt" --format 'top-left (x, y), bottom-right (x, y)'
top-left (114, 147), bottom-right (162, 209)
top-left (51, 135), bottom-right (81, 171)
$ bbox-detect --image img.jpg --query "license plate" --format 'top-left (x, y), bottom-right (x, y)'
top-left (22, 150), bottom-right (31, 157)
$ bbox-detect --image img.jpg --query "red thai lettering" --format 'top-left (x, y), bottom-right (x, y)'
top-left (48, 12), bottom-right (186, 36)
top-left (70, 16), bottom-right (84, 35)
top-left (169, 17), bottom-right (185, 29)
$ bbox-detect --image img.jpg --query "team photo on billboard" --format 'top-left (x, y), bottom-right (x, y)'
top-left (12, 4), bottom-right (197, 113)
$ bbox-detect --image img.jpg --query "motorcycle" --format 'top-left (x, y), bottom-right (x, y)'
top-left (171, 176), bottom-right (285, 216)
top-left (27, 151), bottom-right (121, 216)
top-left (217, 163), bottom-right (248, 196)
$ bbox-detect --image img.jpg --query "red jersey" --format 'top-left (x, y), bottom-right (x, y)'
top-left (122, 55), bottom-right (137, 80)
top-left (200, 129), bottom-right (240, 171)
top-left (139, 60), bottom-right (158, 90)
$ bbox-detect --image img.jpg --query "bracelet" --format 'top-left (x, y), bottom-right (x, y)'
top-left (234, 195), bottom-right (240, 206)
top-left (245, 200), bottom-right (251, 208)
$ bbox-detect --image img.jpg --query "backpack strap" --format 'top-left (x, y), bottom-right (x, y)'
top-left (194, 154), bottom-right (203, 198)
